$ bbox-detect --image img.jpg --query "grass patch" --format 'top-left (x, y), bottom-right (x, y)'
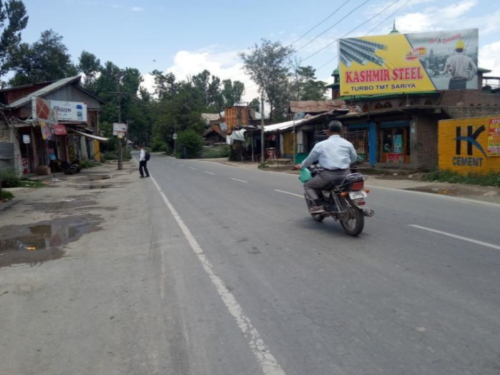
top-left (201, 145), bottom-right (229, 159)
top-left (422, 169), bottom-right (500, 187)
top-left (19, 179), bottom-right (45, 188)
top-left (79, 160), bottom-right (101, 169)
top-left (1, 190), bottom-right (14, 200)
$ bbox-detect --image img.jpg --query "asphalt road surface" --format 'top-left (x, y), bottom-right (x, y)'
top-left (2, 156), bottom-right (500, 375)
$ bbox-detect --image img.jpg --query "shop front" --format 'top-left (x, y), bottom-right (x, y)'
top-left (378, 121), bottom-right (411, 165)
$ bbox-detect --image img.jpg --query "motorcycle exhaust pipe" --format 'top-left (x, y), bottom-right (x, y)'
top-left (363, 209), bottom-right (375, 217)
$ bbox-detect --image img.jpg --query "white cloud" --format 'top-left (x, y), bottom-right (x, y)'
top-left (479, 40), bottom-right (500, 77)
top-left (142, 48), bottom-right (261, 103)
top-left (131, 6), bottom-right (144, 12)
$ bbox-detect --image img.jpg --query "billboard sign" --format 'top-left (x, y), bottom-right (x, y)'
top-left (438, 116), bottom-right (500, 175)
top-left (50, 100), bottom-right (87, 122)
top-left (339, 29), bottom-right (478, 96)
top-left (32, 97), bottom-right (58, 123)
top-left (113, 123), bottom-right (128, 136)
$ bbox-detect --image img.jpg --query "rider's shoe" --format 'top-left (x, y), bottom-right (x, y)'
top-left (309, 205), bottom-right (325, 214)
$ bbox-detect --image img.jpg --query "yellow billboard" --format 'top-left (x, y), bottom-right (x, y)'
top-left (339, 29), bottom-right (479, 96)
top-left (438, 116), bottom-right (500, 175)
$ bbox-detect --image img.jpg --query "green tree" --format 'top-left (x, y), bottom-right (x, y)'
top-left (240, 39), bottom-right (294, 122)
top-left (78, 50), bottom-right (101, 91)
top-left (9, 29), bottom-right (77, 86)
top-left (291, 66), bottom-right (326, 101)
top-left (249, 97), bottom-right (260, 112)
top-left (222, 79), bottom-right (245, 107)
top-left (151, 70), bottom-right (178, 99)
top-left (176, 129), bottom-right (203, 159)
top-left (0, 0), bottom-right (28, 83)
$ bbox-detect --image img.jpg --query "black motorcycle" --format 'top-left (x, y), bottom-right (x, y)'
top-left (302, 164), bottom-right (374, 236)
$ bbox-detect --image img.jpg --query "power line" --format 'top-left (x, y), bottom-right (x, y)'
top-left (296, 0), bottom-right (372, 53)
top-left (301, 0), bottom-right (402, 63)
top-left (315, 0), bottom-right (413, 72)
top-left (290, 0), bottom-right (352, 46)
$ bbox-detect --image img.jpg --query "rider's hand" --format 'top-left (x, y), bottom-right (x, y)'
top-left (293, 164), bottom-right (302, 170)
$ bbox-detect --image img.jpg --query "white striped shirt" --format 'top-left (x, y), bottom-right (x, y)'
top-left (445, 53), bottom-right (477, 80)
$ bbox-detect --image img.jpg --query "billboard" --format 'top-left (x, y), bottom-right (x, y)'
top-left (339, 29), bottom-right (478, 96)
top-left (32, 97), bottom-right (87, 122)
top-left (50, 100), bottom-right (87, 122)
top-left (438, 116), bottom-right (500, 175)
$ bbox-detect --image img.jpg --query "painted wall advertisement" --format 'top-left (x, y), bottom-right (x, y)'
top-left (438, 116), bottom-right (500, 175)
top-left (339, 29), bottom-right (478, 96)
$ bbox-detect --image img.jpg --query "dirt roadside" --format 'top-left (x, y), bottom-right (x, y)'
top-left (197, 158), bottom-right (500, 205)
top-left (0, 161), bottom-right (140, 268)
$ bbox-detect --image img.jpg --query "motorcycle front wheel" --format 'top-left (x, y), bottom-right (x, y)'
top-left (339, 203), bottom-right (364, 236)
top-left (304, 194), bottom-right (325, 222)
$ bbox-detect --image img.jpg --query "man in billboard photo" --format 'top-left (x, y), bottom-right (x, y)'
top-left (444, 40), bottom-right (478, 90)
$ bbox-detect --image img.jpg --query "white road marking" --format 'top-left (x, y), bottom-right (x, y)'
top-left (150, 177), bottom-right (286, 375)
top-left (410, 225), bottom-right (500, 251)
top-left (204, 171), bottom-right (216, 175)
top-left (231, 178), bottom-right (248, 183)
top-left (275, 189), bottom-right (303, 198)
top-left (189, 167), bottom-right (197, 170)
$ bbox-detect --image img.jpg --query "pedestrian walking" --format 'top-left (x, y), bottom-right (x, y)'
top-left (139, 146), bottom-right (150, 178)
top-left (444, 40), bottom-right (477, 90)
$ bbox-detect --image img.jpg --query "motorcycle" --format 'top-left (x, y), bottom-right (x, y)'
top-left (301, 164), bottom-right (374, 236)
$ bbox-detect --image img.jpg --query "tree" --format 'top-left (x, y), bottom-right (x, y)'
top-left (222, 79), bottom-right (245, 107)
top-left (291, 66), bottom-right (326, 101)
top-left (78, 50), bottom-right (101, 91)
top-left (240, 39), bottom-right (294, 122)
top-left (249, 98), bottom-right (260, 112)
top-left (151, 70), bottom-right (178, 99)
top-left (9, 29), bottom-right (77, 86)
top-left (176, 129), bottom-right (203, 158)
top-left (0, 0), bottom-right (28, 83)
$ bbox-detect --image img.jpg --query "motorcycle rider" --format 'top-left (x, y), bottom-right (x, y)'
top-left (294, 120), bottom-right (357, 214)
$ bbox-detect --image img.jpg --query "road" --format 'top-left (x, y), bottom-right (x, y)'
top-left (1, 156), bottom-right (500, 375)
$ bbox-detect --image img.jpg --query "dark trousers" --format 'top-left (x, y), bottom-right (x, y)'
top-left (449, 78), bottom-right (467, 90)
top-left (139, 160), bottom-right (149, 177)
top-left (304, 169), bottom-right (349, 202)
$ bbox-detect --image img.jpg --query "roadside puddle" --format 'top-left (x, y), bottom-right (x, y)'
top-left (0, 216), bottom-right (101, 268)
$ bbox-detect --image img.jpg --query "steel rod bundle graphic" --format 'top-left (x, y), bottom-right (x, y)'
top-left (340, 38), bottom-right (387, 67)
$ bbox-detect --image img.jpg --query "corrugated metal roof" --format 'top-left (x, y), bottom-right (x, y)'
top-left (7, 76), bottom-right (82, 109)
top-left (201, 113), bottom-right (223, 124)
top-left (290, 100), bottom-right (346, 113)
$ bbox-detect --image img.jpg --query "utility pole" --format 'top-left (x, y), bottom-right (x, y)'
top-left (115, 72), bottom-right (124, 171)
top-left (260, 94), bottom-right (265, 167)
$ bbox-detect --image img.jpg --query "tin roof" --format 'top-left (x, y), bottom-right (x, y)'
top-left (7, 76), bottom-right (83, 109)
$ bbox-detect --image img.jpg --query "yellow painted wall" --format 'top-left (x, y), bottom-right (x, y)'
top-left (438, 116), bottom-right (500, 174)
top-left (283, 132), bottom-right (295, 155)
top-left (93, 140), bottom-right (101, 162)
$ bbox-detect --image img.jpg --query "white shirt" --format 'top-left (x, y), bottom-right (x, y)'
top-left (139, 149), bottom-right (146, 162)
top-left (301, 135), bottom-right (357, 170)
top-left (445, 53), bottom-right (477, 80)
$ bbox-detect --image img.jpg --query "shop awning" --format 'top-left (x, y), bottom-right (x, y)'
top-left (71, 130), bottom-right (109, 142)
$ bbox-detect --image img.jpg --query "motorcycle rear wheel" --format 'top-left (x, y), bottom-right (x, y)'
top-left (340, 205), bottom-right (364, 236)
top-left (304, 195), bottom-right (325, 222)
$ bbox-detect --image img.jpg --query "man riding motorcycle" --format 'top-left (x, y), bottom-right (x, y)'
top-left (294, 120), bottom-right (357, 214)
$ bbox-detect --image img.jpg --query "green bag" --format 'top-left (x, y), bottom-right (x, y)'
top-left (299, 168), bottom-right (312, 184)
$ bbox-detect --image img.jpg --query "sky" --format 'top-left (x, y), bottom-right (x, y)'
top-left (20, 0), bottom-right (500, 101)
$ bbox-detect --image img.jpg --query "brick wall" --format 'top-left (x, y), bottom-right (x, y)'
top-left (415, 115), bottom-right (439, 170)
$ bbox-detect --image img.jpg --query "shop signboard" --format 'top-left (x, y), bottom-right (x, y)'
top-left (53, 124), bottom-right (68, 136)
top-left (438, 116), bottom-right (500, 174)
top-left (32, 97), bottom-right (58, 123)
top-left (113, 123), bottom-right (128, 136)
top-left (50, 100), bottom-right (87, 122)
top-left (388, 153), bottom-right (404, 163)
top-left (339, 29), bottom-right (478, 96)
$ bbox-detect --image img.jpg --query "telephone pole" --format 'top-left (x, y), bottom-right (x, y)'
top-left (112, 71), bottom-right (125, 171)
top-left (260, 95), bottom-right (265, 167)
